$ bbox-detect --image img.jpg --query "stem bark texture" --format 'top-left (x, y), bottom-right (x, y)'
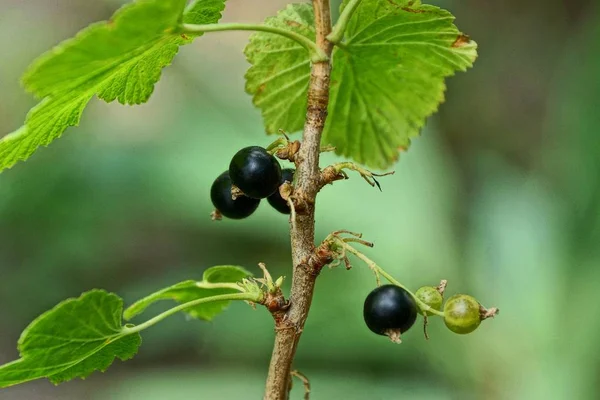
top-left (263, 0), bottom-right (334, 398)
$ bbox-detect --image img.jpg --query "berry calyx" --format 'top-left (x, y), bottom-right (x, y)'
top-left (229, 146), bottom-right (282, 199)
top-left (443, 294), bottom-right (481, 334)
top-left (363, 284), bottom-right (417, 343)
top-left (210, 171), bottom-right (260, 219)
top-left (267, 168), bottom-right (295, 214)
top-left (415, 286), bottom-right (443, 316)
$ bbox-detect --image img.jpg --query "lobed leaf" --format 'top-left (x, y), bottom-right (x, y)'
top-left (124, 265), bottom-right (252, 321)
top-left (0, 0), bottom-right (227, 172)
top-left (244, 0), bottom-right (477, 169)
top-left (0, 290), bottom-right (141, 388)
top-left (244, 3), bottom-right (314, 135)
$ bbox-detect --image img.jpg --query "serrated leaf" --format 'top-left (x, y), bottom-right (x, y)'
top-left (244, 0), bottom-right (476, 169)
top-left (244, 3), bottom-right (314, 134)
top-left (124, 265), bottom-right (252, 321)
top-left (0, 0), bottom-right (227, 173)
top-left (0, 290), bottom-right (141, 388)
top-left (184, 0), bottom-right (227, 25)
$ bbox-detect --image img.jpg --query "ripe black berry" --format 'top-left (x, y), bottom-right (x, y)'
top-left (210, 171), bottom-right (260, 219)
top-left (363, 285), bottom-right (417, 341)
top-left (267, 168), bottom-right (295, 214)
top-left (229, 146), bottom-right (282, 199)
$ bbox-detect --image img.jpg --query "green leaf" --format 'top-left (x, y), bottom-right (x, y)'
top-left (244, 0), bottom-right (477, 169)
top-left (0, 0), bottom-right (227, 173)
top-left (0, 290), bottom-right (141, 388)
top-left (325, 0), bottom-right (477, 168)
top-left (244, 3), bottom-right (314, 134)
top-left (124, 265), bottom-right (252, 321)
top-left (184, 0), bottom-right (228, 25)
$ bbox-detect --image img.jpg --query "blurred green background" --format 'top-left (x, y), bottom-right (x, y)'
top-left (1, 0), bottom-right (599, 398)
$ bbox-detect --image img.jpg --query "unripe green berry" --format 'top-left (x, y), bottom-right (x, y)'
top-left (415, 286), bottom-right (443, 316)
top-left (443, 294), bottom-right (481, 334)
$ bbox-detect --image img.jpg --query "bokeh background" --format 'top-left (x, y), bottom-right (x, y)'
top-left (1, 0), bottom-right (599, 398)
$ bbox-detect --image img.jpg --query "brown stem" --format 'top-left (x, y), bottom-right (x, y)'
top-left (263, 0), bottom-right (334, 399)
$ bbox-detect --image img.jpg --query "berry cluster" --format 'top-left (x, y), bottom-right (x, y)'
top-left (210, 146), bottom-right (295, 219)
top-left (363, 282), bottom-right (497, 342)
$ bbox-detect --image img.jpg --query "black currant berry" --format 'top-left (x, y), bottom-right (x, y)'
top-left (267, 168), bottom-right (295, 214)
top-left (443, 294), bottom-right (481, 334)
top-left (363, 284), bottom-right (418, 342)
top-left (210, 171), bottom-right (260, 219)
top-left (229, 146), bottom-right (282, 199)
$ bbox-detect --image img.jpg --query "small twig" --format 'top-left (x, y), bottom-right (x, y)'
top-left (320, 162), bottom-right (395, 191)
top-left (372, 266), bottom-right (381, 286)
top-left (342, 237), bottom-right (374, 247)
top-left (343, 256), bottom-right (352, 270)
top-left (266, 131), bottom-right (301, 161)
top-left (290, 370), bottom-right (311, 400)
top-left (278, 129), bottom-right (291, 141)
top-left (332, 229), bottom-right (362, 238)
top-left (331, 237), bottom-right (446, 317)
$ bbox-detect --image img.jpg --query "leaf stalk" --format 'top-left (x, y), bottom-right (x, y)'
top-left (180, 23), bottom-right (328, 62)
top-left (122, 292), bottom-right (260, 335)
top-left (327, 0), bottom-right (364, 43)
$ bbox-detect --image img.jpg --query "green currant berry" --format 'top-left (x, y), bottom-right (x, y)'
top-left (443, 294), bottom-right (481, 334)
top-left (210, 171), bottom-right (260, 219)
top-left (229, 146), bottom-right (282, 199)
top-left (415, 286), bottom-right (443, 316)
top-left (267, 168), bottom-right (295, 214)
top-left (363, 285), bottom-right (417, 341)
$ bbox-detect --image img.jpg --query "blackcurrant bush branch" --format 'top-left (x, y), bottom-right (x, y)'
top-left (264, 0), bottom-right (334, 397)
top-left (330, 236), bottom-right (446, 318)
top-left (179, 23), bottom-right (328, 62)
top-left (320, 162), bottom-right (395, 191)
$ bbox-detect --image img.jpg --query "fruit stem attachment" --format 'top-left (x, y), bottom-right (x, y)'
top-left (122, 292), bottom-right (261, 335)
top-left (179, 23), bottom-right (328, 63)
top-left (327, 0), bottom-right (364, 43)
top-left (321, 162), bottom-right (395, 191)
top-left (331, 237), bottom-right (446, 318)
